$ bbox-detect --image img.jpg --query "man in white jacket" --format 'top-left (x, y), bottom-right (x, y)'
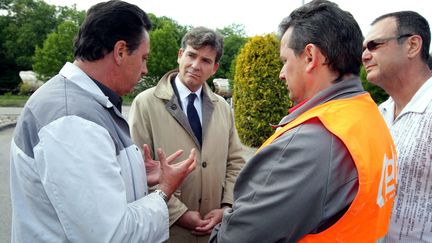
top-left (9, 1), bottom-right (195, 242)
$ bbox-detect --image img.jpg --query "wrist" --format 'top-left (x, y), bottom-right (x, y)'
top-left (153, 189), bottom-right (168, 203)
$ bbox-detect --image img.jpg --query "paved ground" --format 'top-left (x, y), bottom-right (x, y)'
top-left (0, 107), bottom-right (22, 131)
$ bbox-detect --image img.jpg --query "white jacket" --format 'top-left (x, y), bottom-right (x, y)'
top-left (10, 62), bottom-right (168, 242)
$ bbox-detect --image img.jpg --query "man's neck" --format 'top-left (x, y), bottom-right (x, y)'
top-left (74, 58), bottom-right (118, 94)
top-left (391, 67), bottom-right (432, 118)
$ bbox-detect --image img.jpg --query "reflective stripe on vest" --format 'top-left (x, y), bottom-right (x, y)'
top-left (258, 93), bottom-right (397, 242)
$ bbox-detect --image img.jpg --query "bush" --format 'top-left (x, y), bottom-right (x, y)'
top-left (233, 34), bottom-right (292, 147)
top-left (123, 76), bottom-right (159, 101)
top-left (18, 82), bottom-right (35, 95)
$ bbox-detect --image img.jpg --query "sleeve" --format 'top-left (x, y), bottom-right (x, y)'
top-left (129, 94), bottom-right (188, 226)
top-left (209, 120), bottom-right (345, 243)
top-left (222, 107), bottom-right (246, 205)
top-left (34, 115), bottom-right (169, 242)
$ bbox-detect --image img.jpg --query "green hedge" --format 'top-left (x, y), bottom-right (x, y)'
top-left (233, 34), bottom-right (292, 147)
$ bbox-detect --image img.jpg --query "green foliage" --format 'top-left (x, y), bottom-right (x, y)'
top-left (0, 13), bottom-right (20, 93)
top-left (132, 14), bottom-right (187, 96)
top-left (123, 76), bottom-right (159, 101)
top-left (33, 21), bottom-right (78, 80)
top-left (3, 0), bottom-right (58, 69)
top-left (0, 0), bottom-right (84, 92)
top-left (215, 24), bottom-right (247, 80)
top-left (360, 66), bottom-right (389, 104)
top-left (233, 34), bottom-right (292, 147)
top-left (148, 22), bottom-right (180, 79)
top-left (18, 82), bottom-right (34, 95)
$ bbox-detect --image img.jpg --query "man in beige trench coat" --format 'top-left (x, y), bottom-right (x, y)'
top-left (129, 26), bottom-right (245, 243)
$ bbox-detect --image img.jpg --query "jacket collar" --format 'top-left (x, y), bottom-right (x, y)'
top-left (154, 69), bottom-right (219, 103)
top-left (154, 69), bottom-right (218, 149)
top-left (278, 76), bottom-right (366, 126)
top-left (59, 62), bottom-right (113, 109)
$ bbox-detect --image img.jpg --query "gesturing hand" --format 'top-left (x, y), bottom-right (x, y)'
top-left (143, 144), bottom-right (161, 186)
top-left (142, 144), bottom-right (196, 198)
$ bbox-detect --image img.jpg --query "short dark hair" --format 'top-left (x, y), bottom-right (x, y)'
top-left (74, 0), bottom-right (152, 61)
top-left (372, 11), bottom-right (431, 64)
top-left (181, 26), bottom-right (224, 63)
top-left (278, 0), bottom-right (363, 80)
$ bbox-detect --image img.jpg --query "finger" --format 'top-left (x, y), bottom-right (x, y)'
top-left (189, 148), bottom-right (196, 161)
top-left (142, 144), bottom-right (152, 162)
top-left (187, 160), bottom-right (196, 174)
top-left (165, 149), bottom-right (184, 165)
top-left (193, 221), bottom-right (214, 233)
top-left (195, 218), bottom-right (211, 228)
top-left (181, 148), bottom-right (196, 170)
top-left (156, 148), bottom-right (167, 166)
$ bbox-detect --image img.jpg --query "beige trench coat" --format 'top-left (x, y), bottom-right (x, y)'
top-left (129, 69), bottom-right (245, 243)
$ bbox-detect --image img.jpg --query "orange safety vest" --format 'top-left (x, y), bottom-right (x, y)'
top-left (259, 93), bottom-right (397, 242)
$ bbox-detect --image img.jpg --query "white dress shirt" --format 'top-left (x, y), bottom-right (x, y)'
top-left (175, 75), bottom-right (203, 124)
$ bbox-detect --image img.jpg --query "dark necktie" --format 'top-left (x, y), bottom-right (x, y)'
top-left (187, 93), bottom-right (202, 145)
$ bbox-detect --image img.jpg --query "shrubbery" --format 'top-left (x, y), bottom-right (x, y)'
top-left (233, 34), bottom-right (292, 147)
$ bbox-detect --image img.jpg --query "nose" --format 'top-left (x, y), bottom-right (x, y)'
top-left (191, 60), bottom-right (200, 70)
top-left (141, 64), bottom-right (148, 76)
top-left (279, 66), bottom-right (286, 80)
top-left (361, 48), bottom-right (372, 64)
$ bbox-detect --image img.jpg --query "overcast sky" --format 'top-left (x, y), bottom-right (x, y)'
top-left (44, 0), bottom-right (432, 39)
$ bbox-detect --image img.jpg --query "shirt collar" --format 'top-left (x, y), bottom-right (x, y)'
top-left (175, 75), bottom-right (202, 101)
top-left (403, 76), bottom-right (432, 114)
top-left (288, 99), bottom-right (309, 114)
top-left (381, 76), bottom-right (432, 122)
top-left (91, 78), bottom-right (123, 112)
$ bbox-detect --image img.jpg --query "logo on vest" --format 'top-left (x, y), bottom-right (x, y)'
top-left (377, 148), bottom-right (396, 208)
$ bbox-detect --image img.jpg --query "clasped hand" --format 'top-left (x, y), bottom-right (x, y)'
top-left (177, 209), bottom-right (225, 235)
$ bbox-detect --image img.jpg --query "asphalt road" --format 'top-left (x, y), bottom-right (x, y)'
top-left (0, 127), bottom-right (13, 243)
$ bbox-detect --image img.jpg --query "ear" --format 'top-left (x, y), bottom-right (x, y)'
top-left (177, 48), bottom-right (184, 64)
top-left (303, 44), bottom-right (320, 73)
top-left (113, 40), bottom-right (128, 65)
top-left (406, 35), bottom-right (422, 59)
top-left (211, 62), bottom-right (220, 75)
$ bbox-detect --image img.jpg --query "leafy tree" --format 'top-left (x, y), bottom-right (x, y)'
top-left (3, 0), bottom-right (58, 69)
top-left (233, 34), bottom-right (292, 147)
top-left (56, 5), bottom-right (85, 25)
top-left (360, 66), bottom-right (388, 104)
top-left (128, 14), bottom-right (188, 97)
top-left (33, 21), bottom-right (78, 80)
top-left (218, 23), bottom-right (246, 37)
top-left (0, 0), bottom-right (84, 92)
top-left (216, 24), bottom-right (247, 80)
top-left (148, 14), bottom-right (187, 45)
top-left (147, 21), bottom-right (180, 79)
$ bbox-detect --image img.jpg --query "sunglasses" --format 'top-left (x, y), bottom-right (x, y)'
top-left (364, 34), bottom-right (413, 52)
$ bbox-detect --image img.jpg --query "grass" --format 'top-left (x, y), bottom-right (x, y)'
top-left (0, 94), bottom-right (134, 107)
top-left (0, 94), bottom-right (29, 107)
